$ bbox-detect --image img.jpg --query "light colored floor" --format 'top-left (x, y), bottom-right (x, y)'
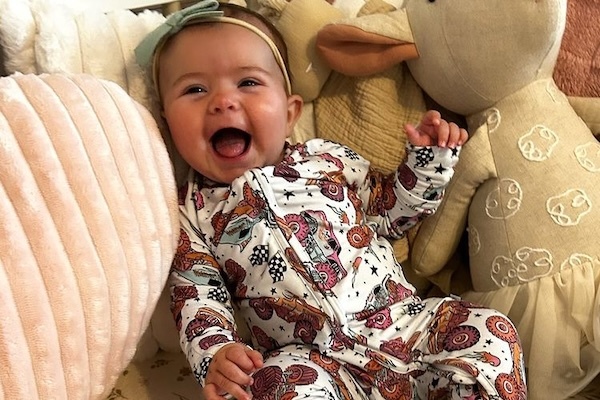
top-left (109, 350), bottom-right (203, 400)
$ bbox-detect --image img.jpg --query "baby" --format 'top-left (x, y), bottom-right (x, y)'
top-left (136, 1), bottom-right (527, 399)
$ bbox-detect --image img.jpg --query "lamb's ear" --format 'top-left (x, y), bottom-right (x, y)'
top-left (316, 9), bottom-right (418, 77)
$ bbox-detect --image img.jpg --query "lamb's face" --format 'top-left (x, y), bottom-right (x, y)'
top-left (405, 0), bottom-right (567, 116)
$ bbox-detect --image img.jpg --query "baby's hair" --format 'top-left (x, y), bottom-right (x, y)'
top-left (218, 3), bottom-right (290, 73)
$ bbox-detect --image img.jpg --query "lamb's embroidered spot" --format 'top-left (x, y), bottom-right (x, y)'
top-left (518, 124), bottom-right (558, 161)
top-left (560, 253), bottom-right (595, 271)
top-left (491, 247), bottom-right (553, 288)
top-left (546, 188), bottom-right (591, 226)
top-left (483, 108), bottom-right (501, 133)
top-left (574, 142), bottom-right (600, 173)
top-left (545, 79), bottom-right (562, 102)
top-left (468, 226), bottom-right (481, 255)
top-left (485, 179), bottom-right (522, 219)
top-left (491, 256), bottom-right (517, 288)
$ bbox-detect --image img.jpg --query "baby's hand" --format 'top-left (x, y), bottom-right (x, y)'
top-left (203, 342), bottom-right (263, 400)
top-left (405, 110), bottom-right (468, 148)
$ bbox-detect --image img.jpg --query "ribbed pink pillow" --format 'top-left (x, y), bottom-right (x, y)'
top-left (0, 73), bottom-right (178, 399)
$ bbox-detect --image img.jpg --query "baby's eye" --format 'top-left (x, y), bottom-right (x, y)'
top-left (184, 85), bottom-right (206, 95)
top-left (239, 79), bottom-right (259, 88)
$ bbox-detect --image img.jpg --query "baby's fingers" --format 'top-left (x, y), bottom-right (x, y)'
top-left (204, 372), bottom-right (251, 400)
top-left (421, 109), bottom-right (442, 129)
top-left (405, 122), bottom-right (433, 147)
top-left (445, 123), bottom-right (468, 147)
top-left (435, 119), bottom-right (450, 147)
top-left (245, 348), bottom-right (264, 370)
top-left (203, 383), bottom-right (230, 400)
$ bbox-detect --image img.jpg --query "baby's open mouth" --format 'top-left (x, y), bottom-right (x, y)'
top-left (211, 128), bottom-right (250, 158)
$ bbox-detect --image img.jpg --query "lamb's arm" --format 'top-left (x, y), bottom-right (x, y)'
top-left (409, 124), bottom-right (496, 293)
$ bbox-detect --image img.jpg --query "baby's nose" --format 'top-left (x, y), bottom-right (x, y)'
top-left (209, 91), bottom-right (238, 113)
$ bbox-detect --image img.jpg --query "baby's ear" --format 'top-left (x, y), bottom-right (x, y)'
top-left (271, 0), bottom-right (344, 102)
top-left (286, 93), bottom-right (304, 136)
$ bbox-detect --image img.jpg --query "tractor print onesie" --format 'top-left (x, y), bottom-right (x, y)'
top-left (172, 139), bottom-right (527, 400)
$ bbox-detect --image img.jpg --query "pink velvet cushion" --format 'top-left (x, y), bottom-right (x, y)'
top-left (0, 73), bottom-right (178, 399)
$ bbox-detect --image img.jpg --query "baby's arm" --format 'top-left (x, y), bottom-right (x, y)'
top-left (358, 110), bottom-right (467, 237)
top-left (171, 222), bottom-right (262, 400)
top-left (172, 185), bottom-right (262, 399)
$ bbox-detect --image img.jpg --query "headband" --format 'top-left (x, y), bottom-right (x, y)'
top-left (134, 0), bottom-right (292, 96)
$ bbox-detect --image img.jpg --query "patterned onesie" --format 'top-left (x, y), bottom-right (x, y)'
top-left (172, 139), bottom-right (527, 399)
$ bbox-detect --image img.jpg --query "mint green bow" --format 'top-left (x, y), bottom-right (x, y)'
top-left (135, 0), bottom-right (223, 68)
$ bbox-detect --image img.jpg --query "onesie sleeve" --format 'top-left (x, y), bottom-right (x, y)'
top-left (359, 143), bottom-right (461, 238)
top-left (170, 180), bottom-right (246, 386)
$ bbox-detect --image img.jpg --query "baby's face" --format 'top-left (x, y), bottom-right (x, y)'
top-left (159, 23), bottom-right (302, 184)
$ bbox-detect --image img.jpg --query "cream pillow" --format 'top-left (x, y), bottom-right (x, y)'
top-left (0, 0), bottom-right (164, 109)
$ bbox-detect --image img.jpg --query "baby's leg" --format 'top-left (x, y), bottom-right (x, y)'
top-left (416, 299), bottom-right (527, 399)
top-left (248, 343), bottom-right (368, 400)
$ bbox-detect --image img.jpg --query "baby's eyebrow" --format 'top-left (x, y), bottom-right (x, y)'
top-left (170, 72), bottom-right (208, 87)
top-left (236, 65), bottom-right (288, 86)
top-left (237, 65), bottom-right (272, 75)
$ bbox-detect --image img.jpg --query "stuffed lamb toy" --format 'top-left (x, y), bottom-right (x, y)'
top-left (316, 0), bottom-right (600, 399)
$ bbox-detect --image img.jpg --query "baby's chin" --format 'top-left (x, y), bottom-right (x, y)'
top-left (208, 167), bottom-right (251, 185)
